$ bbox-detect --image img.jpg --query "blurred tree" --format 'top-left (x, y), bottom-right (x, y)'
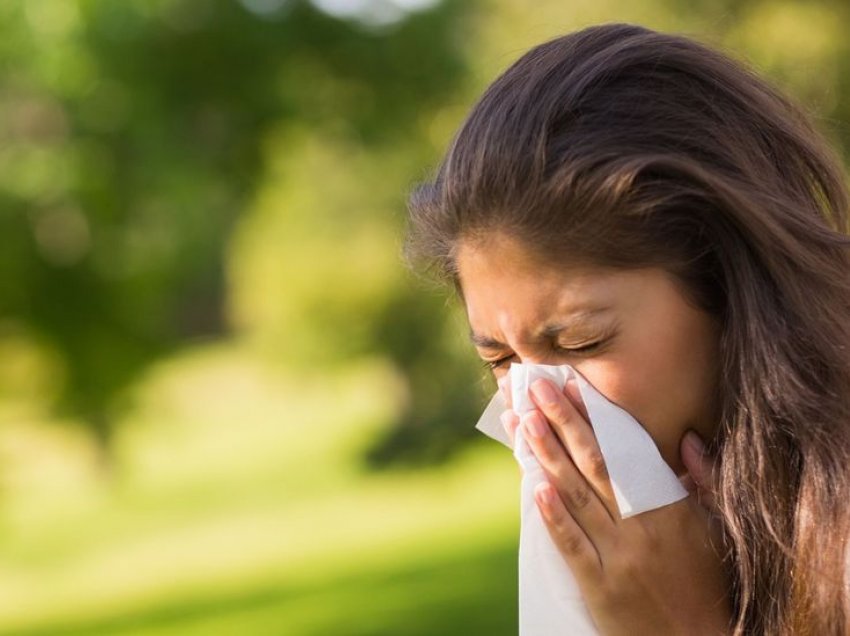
top-left (0, 0), bottom-right (482, 462)
top-left (3, 0), bottom-right (847, 469)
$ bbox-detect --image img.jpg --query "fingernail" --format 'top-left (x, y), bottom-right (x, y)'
top-left (523, 412), bottom-right (547, 438)
top-left (536, 483), bottom-right (555, 506)
top-left (530, 379), bottom-right (558, 405)
top-left (684, 430), bottom-right (706, 456)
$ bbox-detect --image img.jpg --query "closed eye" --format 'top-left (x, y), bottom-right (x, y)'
top-left (479, 328), bottom-right (614, 372)
top-left (556, 340), bottom-right (605, 355)
top-left (482, 353), bottom-right (515, 370)
top-left (482, 341), bottom-right (606, 370)
top-left (555, 326), bottom-right (617, 357)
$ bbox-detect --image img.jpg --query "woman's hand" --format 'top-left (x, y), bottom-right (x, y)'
top-left (680, 430), bottom-right (719, 514)
top-left (500, 377), bottom-right (731, 636)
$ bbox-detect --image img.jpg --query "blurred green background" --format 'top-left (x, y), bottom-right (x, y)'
top-left (0, 0), bottom-right (848, 634)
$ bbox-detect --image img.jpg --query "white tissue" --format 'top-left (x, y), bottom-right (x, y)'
top-left (475, 363), bottom-right (688, 636)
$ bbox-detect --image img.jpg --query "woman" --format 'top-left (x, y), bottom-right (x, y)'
top-left (405, 23), bottom-right (850, 634)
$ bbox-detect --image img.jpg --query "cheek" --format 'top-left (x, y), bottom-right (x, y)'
top-left (577, 358), bottom-right (662, 432)
top-left (576, 328), bottom-right (717, 474)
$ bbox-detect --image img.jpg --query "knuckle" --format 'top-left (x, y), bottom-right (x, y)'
top-left (568, 486), bottom-right (592, 510)
top-left (586, 450), bottom-right (609, 480)
top-left (558, 530), bottom-right (585, 557)
top-left (535, 437), bottom-right (558, 464)
top-left (550, 400), bottom-right (575, 427)
top-left (551, 463), bottom-right (574, 486)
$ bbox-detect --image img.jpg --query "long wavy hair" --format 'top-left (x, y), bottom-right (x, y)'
top-left (406, 23), bottom-right (850, 635)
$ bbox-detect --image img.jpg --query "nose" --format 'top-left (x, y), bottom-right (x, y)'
top-left (510, 346), bottom-right (563, 368)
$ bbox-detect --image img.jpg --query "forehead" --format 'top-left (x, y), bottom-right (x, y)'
top-left (456, 234), bottom-right (622, 337)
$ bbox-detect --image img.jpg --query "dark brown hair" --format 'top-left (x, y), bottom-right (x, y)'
top-left (407, 23), bottom-right (850, 635)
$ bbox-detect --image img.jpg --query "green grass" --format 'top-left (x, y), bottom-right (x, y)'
top-left (4, 537), bottom-right (517, 636)
top-left (0, 345), bottom-right (519, 635)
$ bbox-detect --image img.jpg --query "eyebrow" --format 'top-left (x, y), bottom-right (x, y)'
top-left (469, 308), bottom-right (613, 349)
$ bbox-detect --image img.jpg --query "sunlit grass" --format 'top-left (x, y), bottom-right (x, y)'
top-left (0, 343), bottom-right (518, 634)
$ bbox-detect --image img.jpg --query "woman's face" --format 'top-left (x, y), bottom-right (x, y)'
top-left (457, 233), bottom-right (721, 474)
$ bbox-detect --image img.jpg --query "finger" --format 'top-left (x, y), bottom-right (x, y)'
top-left (529, 378), bottom-right (617, 512)
top-left (500, 409), bottom-right (519, 445)
top-left (681, 430), bottom-right (718, 513)
top-left (534, 481), bottom-right (603, 582)
top-left (521, 410), bottom-right (616, 536)
top-left (563, 378), bottom-right (589, 421)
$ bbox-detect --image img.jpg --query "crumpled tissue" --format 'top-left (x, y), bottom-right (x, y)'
top-left (475, 363), bottom-right (688, 635)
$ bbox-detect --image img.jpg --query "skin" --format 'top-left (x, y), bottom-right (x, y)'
top-left (456, 232), bottom-right (730, 635)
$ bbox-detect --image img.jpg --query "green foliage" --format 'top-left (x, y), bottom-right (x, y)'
top-left (2, 543), bottom-right (518, 635)
top-left (2, 0), bottom-right (849, 462)
top-left (0, 0), bottom-right (480, 457)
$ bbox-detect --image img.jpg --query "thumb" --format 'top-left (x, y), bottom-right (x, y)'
top-left (680, 429), bottom-right (718, 513)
